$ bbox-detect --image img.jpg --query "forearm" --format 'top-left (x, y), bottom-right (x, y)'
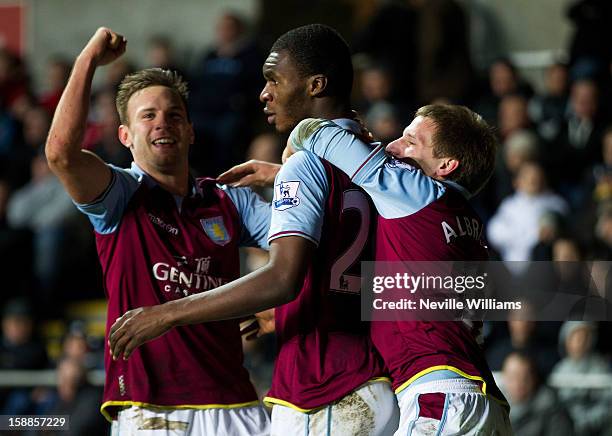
top-left (166, 261), bottom-right (302, 327)
top-left (45, 55), bottom-right (97, 167)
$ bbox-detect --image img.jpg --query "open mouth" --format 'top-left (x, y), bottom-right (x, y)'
top-left (152, 137), bottom-right (177, 147)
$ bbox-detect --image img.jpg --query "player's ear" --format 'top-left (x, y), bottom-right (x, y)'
top-left (118, 124), bottom-right (132, 148)
top-left (437, 158), bottom-right (459, 177)
top-left (308, 75), bottom-right (327, 97)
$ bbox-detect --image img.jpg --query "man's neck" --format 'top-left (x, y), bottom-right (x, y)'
top-left (156, 173), bottom-right (190, 196)
top-left (311, 98), bottom-right (352, 121)
top-left (138, 162), bottom-right (190, 196)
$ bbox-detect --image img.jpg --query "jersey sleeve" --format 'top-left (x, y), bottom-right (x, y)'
top-left (268, 151), bottom-right (329, 245)
top-left (222, 186), bottom-right (271, 249)
top-left (289, 118), bottom-right (446, 219)
top-left (74, 165), bottom-right (140, 234)
top-left (289, 118), bottom-right (386, 180)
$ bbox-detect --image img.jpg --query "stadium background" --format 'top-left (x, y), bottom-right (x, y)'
top-left (0, 0), bottom-right (611, 434)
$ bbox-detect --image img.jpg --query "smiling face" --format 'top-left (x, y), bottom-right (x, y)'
top-left (118, 85), bottom-right (193, 175)
top-left (385, 115), bottom-right (455, 178)
top-left (260, 50), bottom-right (311, 134)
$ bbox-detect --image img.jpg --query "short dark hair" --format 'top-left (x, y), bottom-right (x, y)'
top-left (416, 104), bottom-right (498, 195)
top-left (115, 68), bottom-right (189, 125)
top-left (271, 24), bottom-right (353, 99)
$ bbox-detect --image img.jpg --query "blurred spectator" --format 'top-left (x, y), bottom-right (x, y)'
top-left (352, 0), bottom-right (419, 106)
top-left (0, 178), bottom-right (33, 300)
top-left (488, 161), bottom-right (569, 260)
top-left (415, 0), bottom-right (474, 105)
top-left (246, 132), bottom-right (282, 164)
top-left (242, 132), bottom-right (282, 202)
top-left (60, 321), bottom-right (103, 371)
top-left (240, 133), bottom-right (280, 279)
top-left (502, 352), bottom-right (574, 436)
top-left (0, 298), bottom-right (47, 370)
top-left (99, 57), bottom-right (134, 93)
top-left (493, 129), bottom-right (541, 203)
top-left (354, 64), bottom-right (394, 114)
top-left (592, 203), bottom-right (612, 259)
top-left (39, 56), bottom-right (71, 115)
top-left (552, 237), bottom-right (583, 261)
top-left (0, 48), bottom-right (29, 112)
top-left (529, 62), bottom-right (570, 142)
top-left (566, 0), bottom-right (612, 80)
top-left (0, 298), bottom-right (48, 414)
top-left (550, 321), bottom-right (612, 435)
top-left (365, 101), bottom-right (403, 144)
top-left (498, 94), bottom-right (533, 140)
top-left (22, 105), bottom-right (51, 151)
top-left (2, 105), bottom-right (51, 190)
top-left (548, 79), bottom-right (607, 200)
top-left (189, 11), bottom-right (264, 177)
top-left (146, 34), bottom-right (181, 73)
top-left (573, 129), bottom-right (612, 252)
top-left (474, 58), bottom-right (533, 126)
top-left (40, 356), bottom-right (107, 436)
top-left (6, 150), bottom-right (81, 306)
top-left (589, 127), bottom-right (612, 204)
top-left (486, 314), bottom-right (559, 376)
top-left (86, 89), bottom-right (131, 167)
top-left (531, 211), bottom-right (565, 260)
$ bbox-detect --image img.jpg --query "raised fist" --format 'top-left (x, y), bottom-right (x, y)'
top-left (80, 27), bottom-right (127, 66)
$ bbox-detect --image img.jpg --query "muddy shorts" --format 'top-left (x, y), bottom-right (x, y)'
top-left (111, 404), bottom-right (270, 435)
top-left (270, 380), bottom-right (399, 436)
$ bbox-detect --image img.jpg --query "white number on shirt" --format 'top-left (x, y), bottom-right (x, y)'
top-left (329, 189), bottom-right (371, 294)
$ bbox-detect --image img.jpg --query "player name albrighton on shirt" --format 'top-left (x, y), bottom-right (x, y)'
top-left (372, 297), bottom-right (523, 311)
top-left (0, 415), bottom-right (70, 431)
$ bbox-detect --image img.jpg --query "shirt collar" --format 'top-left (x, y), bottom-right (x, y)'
top-left (331, 117), bottom-right (363, 135)
top-left (441, 179), bottom-right (472, 199)
top-left (130, 162), bottom-right (197, 197)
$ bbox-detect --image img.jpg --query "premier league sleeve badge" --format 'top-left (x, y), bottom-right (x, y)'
top-left (273, 181), bottom-right (301, 211)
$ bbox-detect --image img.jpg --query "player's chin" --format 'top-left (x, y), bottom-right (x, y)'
top-left (274, 117), bottom-right (296, 135)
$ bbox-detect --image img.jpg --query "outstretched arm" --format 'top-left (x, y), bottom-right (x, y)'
top-left (108, 236), bottom-right (313, 360)
top-left (217, 160), bottom-right (281, 188)
top-left (45, 27), bottom-right (127, 204)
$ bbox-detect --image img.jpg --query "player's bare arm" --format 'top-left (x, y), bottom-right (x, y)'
top-left (45, 27), bottom-right (127, 203)
top-left (217, 159), bottom-right (281, 188)
top-left (109, 236), bottom-right (313, 360)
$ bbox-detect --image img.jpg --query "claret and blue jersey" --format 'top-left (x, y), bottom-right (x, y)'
top-left (264, 132), bottom-right (386, 412)
top-left (290, 118), bottom-right (508, 406)
top-left (75, 162), bottom-right (271, 421)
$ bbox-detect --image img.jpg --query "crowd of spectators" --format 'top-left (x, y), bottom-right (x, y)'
top-left (0, 1), bottom-right (611, 433)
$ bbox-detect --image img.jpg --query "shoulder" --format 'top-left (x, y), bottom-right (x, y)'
top-left (279, 151), bottom-right (329, 185)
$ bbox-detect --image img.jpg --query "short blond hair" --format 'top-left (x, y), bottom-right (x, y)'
top-left (115, 68), bottom-right (189, 125)
top-left (416, 104), bottom-right (498, 195)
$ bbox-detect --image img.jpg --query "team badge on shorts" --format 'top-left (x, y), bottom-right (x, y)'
top-left (201, 216), bottom-right (231, 245)
top-left (273, 181), bottom-right (301, 211)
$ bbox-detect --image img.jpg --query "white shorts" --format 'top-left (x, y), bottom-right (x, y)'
top-left (395, 379), bottom-right (512, 436)
top-left (270, 380), bottom-right (399, 436)
top-left (111, 404), bottom-right (270, 436)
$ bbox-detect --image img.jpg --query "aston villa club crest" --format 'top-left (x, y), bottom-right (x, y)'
top-left (200, 216), bottom-right (231, 246)
top-left (273, 181), bottom-right (301, 211)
